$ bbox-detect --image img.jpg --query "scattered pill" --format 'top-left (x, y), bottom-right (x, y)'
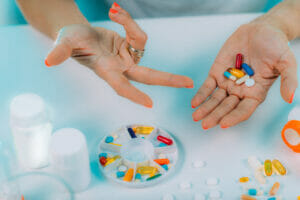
top-left (192, 160), bottom-right (205, 168)
top-left (242, 63), bottom-right (254, 76)
top-left (99, 156), bottom-right (107, 166)
top-left (179, 181), bottom-right (192, 189)
top-left (105, 155), bottom-right (120, 166)
top-left (162, 164), bottom-right (168, 171)
top-left (154, 158), bottom-right (170, 165)
top-left (99, 152), bottom-right (107, 158)
top-left (209, 190), bottom-right (221, 199)
top-left (241, 194), bottom-right (257, 200)
top-left (157, 135), bottom-right (173, 145)
top-left (272, 160), bottom-right (286, 175)
top-left (133, 126), bottom-right (154, 135)
top-left (194, 193), bottom-right (206, 200)
top-left (135, 173), bottom-right (142, 180)
top-left (236, 75), bottom-right (250, 85)
top-left (149, 168), bottom-right (158, 177)
top-left (239, 177), bottom-right (250, 183)
top-left (123, 168), bottom-right (134, 182)
top-left (146, 173), bottom-right (161, 181)
top-left (137, 166), bottom-right (157, 175)
top-left (109, 143), bottom-right (122, 146)
top-left (245, 78), bottom-right (255, 87)
top-left (105, 136), bottom-right (114, 143)
top-left (159, 143), bottom-right (168, 147)
top-left (118, 165), bottom-right (128, 172)
top-left (206, 177), bottom-right (219, 186)
top-left (116, 171), bottom-right (125, 178)
top-left (248, 188), bottom-right (257, 196)
top-left (229, 68), bottom-right (245, 78)
top-left (235, 53), bottom-right (243, 69)
top-left (162, 193), bottom-right (175, 200)
top-left (248, 156), bottom-right (263, 171)
top-left (254, 170), bottom-right (266, 184)
top-left (297, 196), bottom-right (300, 200)
top-left (264, 160), bottom-right (273, 176)
top-left (224, 71), bottom-right (237, 81)
top-left (269, 182), bottom-right (280, 196)
top-left (127, 127), bottom-right (137, 138)
top-left (267, 197), bottom-right (277, 200)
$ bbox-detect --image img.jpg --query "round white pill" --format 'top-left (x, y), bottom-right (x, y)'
top-left (118, 165), bottom-right (127, 172)
top-left (162, 193), bottom-right (175, 200)
top-left (179, 181), bottom-right (192, 189)
top-left (194, 193), bottom-right (206, 200)
top-left (206, 177), bottom-right (219, 186)
top-left (245, 78), bottom-right (255, 87)
top-left (209, 190), bottom-right (221, 199)
top-left (192, 160), bottom-right (205, 168)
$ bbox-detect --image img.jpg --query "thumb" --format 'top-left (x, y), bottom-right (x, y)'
top-left (278, 50), bottom-right (298, 103)
top-left (45, 36), bottom-right (73, 67)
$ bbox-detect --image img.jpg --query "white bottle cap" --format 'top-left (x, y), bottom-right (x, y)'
top-left (288, 106), bottom-right (300, 121)
top-left (50, 128), bottom-right (91, 192)
top-left (10, 93), bottom-right (48, 127)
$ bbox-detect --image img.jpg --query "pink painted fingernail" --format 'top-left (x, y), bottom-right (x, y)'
top-left (202, 125), bottom-right (208, 130)
top-left (113, 2), bottom-right (120, 7)
top-left (193, 118), bottom-right (199, 122)
top-left (45, 59), bottom-right (51, 67)
top-left (289, 92), bottom-right (294, 104)
top-left (109, 8), bottom-right (118, 14)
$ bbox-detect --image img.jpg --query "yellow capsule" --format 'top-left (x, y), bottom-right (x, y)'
top-left (272, 159), bottom-right (286, 175)
top-left (105, 155), bottom-right (120, 166)
top-left (297, 196), bottom-right (300, 200)
top-left (148, 168), bottom-right (158, 178)
top-left (239, 177), bottom-right (249, 183)
top-left (264, 160), bottom-right (273, 176)
top-left (109, 143), bottom-right (122, 146)
top-left (123, 168), bottom-right (134, 182)
top-left (132, 126), bottom-right (154, 135)
top-left (136, 166), bottom-right (157, 175)
top-left (228, 68), bottom-right (245, 78)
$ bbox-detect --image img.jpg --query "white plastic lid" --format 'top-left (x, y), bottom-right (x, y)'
top-left (10, 93), bottom-right (48, 128)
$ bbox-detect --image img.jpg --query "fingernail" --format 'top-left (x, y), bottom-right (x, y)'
top-left (185, 85), bottom-right (194, 88)
top-left (146, 104), bottom-right (153, 108)
top-left (193, 118), bottom-right (199, 122)
top-left (289, 92), bottom-right (295, 104)
top-left (45, 59), bottom-right (51, 67)
top-left (221, 125), bottom-right (228, 129)
top-left (109, 8), bottom-right (118, 14)
top-left (113, 2), bottom-right (120, 7)
top-left (191, 105), bottom-right (196, 109)
top-left (202, 125), bottom-right (208, 130)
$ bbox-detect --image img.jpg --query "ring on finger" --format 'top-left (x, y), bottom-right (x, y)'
top-left (128, 44), bottom-right (145, 58)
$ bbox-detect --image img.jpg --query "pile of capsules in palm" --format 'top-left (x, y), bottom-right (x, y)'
top-left (223, 53), bottom-right (255, 87)
top-left (97, 125), bottom-right (178, 187)
top-left (239, 156), bottom-right (287, 200)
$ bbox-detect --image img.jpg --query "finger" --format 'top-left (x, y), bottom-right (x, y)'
top-left (124, 65), bottom-right (194, 88)
top-left (45, 37), bottom-right (72, 67)
top-left (98, 69), bottom-right (153, 108)
top-left (192, 88), bottom-right (227, 122)
top-left (109, 2), bottom-right (147, 50)
top-left (202, 95), bottom-right (239, 129)
top-left (277, 50), bottom-right (298, 103)
top-left (219, 98), bottom-right (260, 128)
top-left (191, 76), bottom-right (217, 108)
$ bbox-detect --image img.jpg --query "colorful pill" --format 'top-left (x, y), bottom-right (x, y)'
top-left (159, 143), bottom-right (167, 147)
top-left (242, 63), bottom-right (254, 76)
top-left (248, 188), bottom-right (257, 196)
top-left (146, 173), bottom-right (161, 181)
top-left (136, 166), bottom-right (157, 175)
top-left (105, 155), bottom-right (120, 166)
top-left (269, 182), bottom-right (280, 196)
top-left (109, 143), bottom-right (122, 146)
top-left (118, 165), bottom-right (128, 172)
top-left (254, 170), bottom-right (266, 184)
top-left (154, 158), bottom-right (170, 165)
top-left (248, 156), bottom-right (263, 170)
top-left (127, 127), bottom-right (137, 138)
top-left (21, 195), bottom-right (25, 200)
top-left (239, 177), bottom-right (249, 183)
top-left (99, 156), bottom-right (107, 166)
top-left (157, 135), bottom-right (173, 145)
top-left (105, 136), bottom-right (114, 143)
top-left (241, 194), bottom-right (257, 200)
top-left (98, 152), bottom-right (107, 158)
top-left (224, 71), bottom-right (237, 81)
top-left (236, 75), bottom-right (249, 85)
top-left (228, 68), bottom-right (245, 78)
top-left (149, 168), bottom-right (158, 177)
top-left (267, 197), bottom-right (277, 200)
top-left (133, 126), bottom-right (154, 135)
top-left (264, 160), bottom-right (273, 176)
top-left (116, 171), bottom-right (125, 178)
top-left (123, 168), bottom-right (134, 182)
top-left (162, 164), bottom-right (168, 171)
top-left (235, 53), bottom-right (243, 69)
top-left (272, 159), bottom-right (286, 175)
top-left (135, 173), bottom-right (142, 180)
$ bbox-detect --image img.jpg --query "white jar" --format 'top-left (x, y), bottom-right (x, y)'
top-left (10, 93), bottom-right (52, 169)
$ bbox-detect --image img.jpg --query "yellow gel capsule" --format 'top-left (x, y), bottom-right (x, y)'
top-left (264, 160), bottom-right (273, 176)
top-left (272, 159), bottom-right (286, 175)
top-left (132, 126), bottom-right (154, 135)
top-left (297, 196), bottom-right (300, 200)
top-left (105, 155), bottom-right (120, 166)
top-left (228, 68), bottom-right (245, 78)
top-left (239, 177), bottom-right (249, 183)
top-left (123, 168), bottom-right (134, 182)
top-left (148, 168), bottom-right (158, 178)
top-left (109, 143), bottom-right (122, 146)
top-left (136, 166), bottom-right (157, 175)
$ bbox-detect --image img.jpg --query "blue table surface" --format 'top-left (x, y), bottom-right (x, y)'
top-left (0, 13), bottom-right (300, 200)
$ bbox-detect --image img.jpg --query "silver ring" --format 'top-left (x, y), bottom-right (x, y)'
top-left (128, 45), bottom-right (145, 58)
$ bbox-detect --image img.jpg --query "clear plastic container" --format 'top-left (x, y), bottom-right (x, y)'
top-left (97, 124), bottom-right (178, 187)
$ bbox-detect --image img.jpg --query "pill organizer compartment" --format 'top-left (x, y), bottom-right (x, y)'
top-left (97, 124), bottom-right (178, 187)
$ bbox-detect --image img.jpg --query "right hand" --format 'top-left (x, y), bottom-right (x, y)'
top-left (45, 3), bottom-right (193, 108)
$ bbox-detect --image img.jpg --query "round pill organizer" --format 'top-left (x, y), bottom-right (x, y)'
top-left (97, 124), bottom-right (178, 187)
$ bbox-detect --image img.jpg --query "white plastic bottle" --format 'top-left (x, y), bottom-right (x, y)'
top-left (10, 93), bottom-right (52, 169)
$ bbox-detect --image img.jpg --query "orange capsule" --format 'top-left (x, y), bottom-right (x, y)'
top-left (123, 168), bottom-right (134, 182)
top-left (269, 182), bottom-right (280, 196)
top-left (228, 68), bottom-right (245, 78)
top-left (154, 158), bottom-right (170, 165)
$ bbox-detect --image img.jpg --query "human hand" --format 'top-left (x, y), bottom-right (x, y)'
top-left (45, 3), bottom-right (193, 108)
top-left (191, 22), bottom-right (297, 129)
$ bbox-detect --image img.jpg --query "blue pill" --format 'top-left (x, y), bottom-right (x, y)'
top-left (224, 71), bottom-right (232, 79)
top-left (159, 143), bottom-right (167, 147)
top-left (127, 128), bottom-right (137, 139)
top-left (267, 197), bottom-right (276, 200)
top-left (98, 153), bottom-right (107, 158)
top-left (162, 164), bottom-right (168, 170)
top-left (242, 63), bottom-right (254, 76)
top-left (116, 171), bottom-right (125, 178)
top-left (105, 136), bottom-right (114, 143)
top-left (248, 188), bottom-right (257, 196)
top-left (135, 173), bottom-right (142, 179)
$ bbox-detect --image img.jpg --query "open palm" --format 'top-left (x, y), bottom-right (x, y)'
top-left (192, 23), bottom-right (297, 129)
